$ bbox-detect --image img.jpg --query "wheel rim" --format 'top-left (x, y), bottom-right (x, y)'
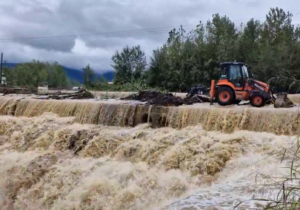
top-left (219, 90), bottom-right (231, 102)
top-left (252, 96), bottom-right (263, 106)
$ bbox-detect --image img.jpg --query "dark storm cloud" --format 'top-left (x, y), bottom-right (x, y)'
top-left (0, 1), bottom-right (75, 51)
top-left (0, 0), bottom-right (299, 71)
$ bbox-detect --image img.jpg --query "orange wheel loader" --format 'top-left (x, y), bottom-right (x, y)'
top-left (209, 61), bottom-right (276, 107)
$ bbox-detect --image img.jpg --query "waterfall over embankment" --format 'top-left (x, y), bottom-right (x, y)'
top-left (1, 95), bottom-right (300, 209)
top-left (0, 113), bottom-right (295, 209)
top-left (1, 96), bottom-right (300, 135)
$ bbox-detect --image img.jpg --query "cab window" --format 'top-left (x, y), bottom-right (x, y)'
top-left (228, 65), bottom-right (242, 87)
top-left (220, 67), bottom-right (227, 79)
top-left (242, 65), bottom-right (249, 78)
top-left (228, 65), bottom-right (242, 80)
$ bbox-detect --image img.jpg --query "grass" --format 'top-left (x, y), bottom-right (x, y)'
top-left (262, 136), bottom-right (300, 210)
top-left (234, 140), bottom-right (300, 209)
top-left (234, 116), bottom-right (300, 209)
top-left (257, 77), bottom-right (300, 209)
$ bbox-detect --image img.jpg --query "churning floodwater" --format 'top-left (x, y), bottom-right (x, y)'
top-left (0, 112), bottom-right (297, 210)
top-left (1, 96), bottom-right (300, 135)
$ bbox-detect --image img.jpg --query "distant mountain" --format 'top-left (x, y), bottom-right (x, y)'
top-left (3, 63), bottom-right (115, 83)
top-left (62, 66), bottom-right (115, 83)
top-left (2, 63), bottom-right (17, 69)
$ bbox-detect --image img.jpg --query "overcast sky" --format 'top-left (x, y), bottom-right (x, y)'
top-left (0, 0), bottom-right (299, 73)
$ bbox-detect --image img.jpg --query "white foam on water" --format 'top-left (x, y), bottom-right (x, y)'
top-left (0, 114), bottom-right (297, 210)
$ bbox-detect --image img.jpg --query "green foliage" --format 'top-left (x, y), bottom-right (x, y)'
top-left (143, 7), bottom-right (300, 92)
top-left (71, 79), bottom-right (81, 87)
top-left (5, 60), bottom-right (70, 88)
top-left (7, 7), bottom-right (299, 93)
top-left (83, 64), bottom-right (95, 87)
top-left (111, 45), bottom-right (147, 85)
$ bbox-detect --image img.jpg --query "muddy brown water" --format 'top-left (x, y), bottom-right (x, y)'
top-left (1, 96), bottom-right (300, 135)
top-left (0, 96), bottom-right (300, 209)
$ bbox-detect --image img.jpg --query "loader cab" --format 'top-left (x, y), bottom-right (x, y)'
top-left (219, 62), bottom-right (250, 88)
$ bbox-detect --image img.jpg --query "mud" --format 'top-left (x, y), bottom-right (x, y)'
top-left (0, 114), bottom-right (296, 210)
top-left (121, 91), bottom-right (208, 106)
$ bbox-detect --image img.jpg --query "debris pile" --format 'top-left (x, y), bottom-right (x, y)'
top-left (0, 87), bottom-right (36, 95)
top-left (34, 89), bottom-right (94, 100)
top-left (121, 91), bottom-right (210, 106)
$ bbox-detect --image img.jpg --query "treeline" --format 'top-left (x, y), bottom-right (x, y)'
top-left (3, 60), bottom-right (114, 90)
top-left (4, 61), bottom-right (107, 89)
top-left (111, 7), bottom-right (300, 92)
top-left (82, 64), bottom-right (150, 91)
top-left (4, 7), bottom-right (299, 92)
top-left (4, 60), bottom-right (72, 88)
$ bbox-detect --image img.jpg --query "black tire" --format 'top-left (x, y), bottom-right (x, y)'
top-left (235, 100), bottom-right (241, 104)
top-left (216, 86), bottom-right (235, 106)
top-left (250, 94), bottom-right (265, 107)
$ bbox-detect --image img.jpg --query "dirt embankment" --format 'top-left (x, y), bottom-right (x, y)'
top-left (1, 95), bottom-right (300, 135)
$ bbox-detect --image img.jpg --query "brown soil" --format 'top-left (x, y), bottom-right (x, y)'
top-left (121, 91), bottom-right (210, 106)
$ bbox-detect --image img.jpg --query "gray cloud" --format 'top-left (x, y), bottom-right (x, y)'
top-left (0, 0), bottom-right (299, 72)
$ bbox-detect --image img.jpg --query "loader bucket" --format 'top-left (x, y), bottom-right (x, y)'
top-left (274, 93), bottom-right (295, 108)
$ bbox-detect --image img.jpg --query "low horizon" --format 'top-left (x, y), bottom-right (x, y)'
top-left (3, 61), bottom-right (115, 73)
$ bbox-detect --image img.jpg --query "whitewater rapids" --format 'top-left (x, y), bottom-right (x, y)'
top-left (0, 113), bottom-right (296, 210)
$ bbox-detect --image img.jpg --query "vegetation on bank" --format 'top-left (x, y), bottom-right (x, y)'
top-left (4, 7), bottom-right (300, 93)
top-left (111, 7), bottom-right (300, 92)
top-left (4, 60), bottom-right (71, 88)
top-left (233, 136), bottom-right (300, 210)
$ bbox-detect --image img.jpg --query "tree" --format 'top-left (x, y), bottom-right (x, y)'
top-left (83, 64), bottom-right (95, 87)
top-left (204, 14), bottom-right (238, 82)
top-left (5, 60), bottom-right (70, 88)
top-left (146, 46), bottom-right (168, 88)
top-left (257, 8), bottom-right (298, 82)
top-left (111, 45), bottom-right (147, 85)
top-left (236, 19), bottom-right (261, 62)
top-left (47, 62), bottom-right (70, 87)
top-left (113, 8), bottom-right (300, 93)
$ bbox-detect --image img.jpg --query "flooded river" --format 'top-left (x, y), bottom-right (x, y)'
top-left (0, 113), bottom-right (296, 209)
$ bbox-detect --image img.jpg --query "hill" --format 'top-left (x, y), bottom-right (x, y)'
top-left (3, 63), bottom-right (115, 83)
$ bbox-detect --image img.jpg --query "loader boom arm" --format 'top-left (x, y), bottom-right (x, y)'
top-left (247, 79), bottom-right (269, 92)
